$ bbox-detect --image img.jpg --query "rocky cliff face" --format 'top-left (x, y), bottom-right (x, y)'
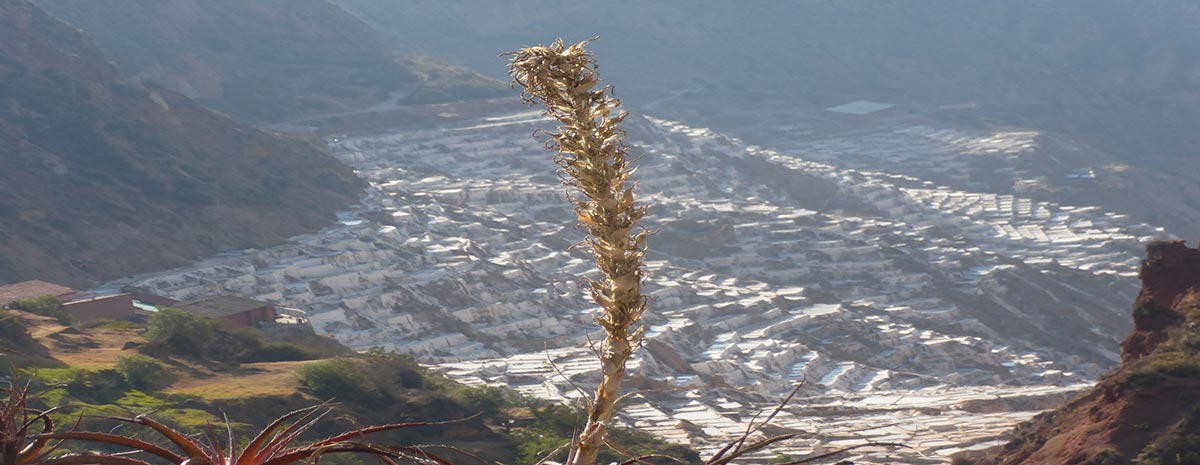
top-left (31, 0), bottom-right (503, 123)
top-left (0, 0), bottom-right (363, 286)
top-left (981, 241), bottom-right (1200, 465)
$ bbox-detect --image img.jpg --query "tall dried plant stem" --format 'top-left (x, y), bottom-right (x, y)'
top-left (507, 39), bottom-right (648, 465)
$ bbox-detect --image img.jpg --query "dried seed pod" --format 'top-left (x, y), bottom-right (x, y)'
top-left (507, 38), bottom-right (648, 465)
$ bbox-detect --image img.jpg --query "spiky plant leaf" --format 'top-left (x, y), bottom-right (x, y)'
top-left (2, 371), bottom-right (62, 465)
top-left (41, 406), bottom-right (452, 465)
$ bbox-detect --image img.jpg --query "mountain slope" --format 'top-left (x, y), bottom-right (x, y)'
top-left (334, 0), bottom-right (1200, 153)
top-left (31, 0), bottom-right (505, 123)
top-left (4, 308), bottom-right (698, 465)
top-left (0, 0), bottom-right (363, 286)
top-left (980, 241), bottom-right (1200, 465)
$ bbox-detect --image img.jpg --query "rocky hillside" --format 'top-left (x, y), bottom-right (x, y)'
top-left (979, 241), bottom-right (1200, 465)
top-left (3, 307), bottom-right (697, 465)
top-left (31, 0), bottom-right (505, 123)
top-left (0, 0), bottom-right (363, 286)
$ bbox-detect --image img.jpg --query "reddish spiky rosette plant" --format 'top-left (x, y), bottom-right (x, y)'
top-left (1, 373), bottom-right (61, 465)
top-left (38, 405), bottom-right (456, 465)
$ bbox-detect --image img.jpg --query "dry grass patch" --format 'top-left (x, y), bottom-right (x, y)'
top-left (164, 360), bottom-right (315, 400)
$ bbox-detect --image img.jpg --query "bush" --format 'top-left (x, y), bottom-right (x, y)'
top-left (53, 368), bottom-right (129, 404)
top-left (512, 430), bottom-right (570, 465)
top-left (9, 295), bottom-right (72, 324)
top-left (115, 354), bottom-right (172, 390)
top-left (359, 350), bottom-right (427, 392)
top-left (296, 358), bottom-right (366, 399)
top-left (207, 328), bottom-right (262, 362)
top-left (1084, 449), bottom-right (1123, 465)
top-left (145, 308), bottom-right (216, 352)
top-left (252, 342), bottom-right (317, 362)
top-left (459, 385), bottom-right (507, 418)
top-left (144, 310), bottom-right (315, 363)
top-left (1137, 435), bottom-right (1200, 465)
top-left (0, 310), bottom-right (27, 343)
top-left (1122, 352), bottom-right (1200, 389)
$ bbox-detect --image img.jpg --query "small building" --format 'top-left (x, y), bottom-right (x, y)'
top-left (0, 280), bottom-right (84, 305)
top-left (174, 295), bottom-right (277, 329)
top-left (63, 294), bottom-right (138, 323)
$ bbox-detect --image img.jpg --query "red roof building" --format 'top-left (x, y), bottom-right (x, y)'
top-left (63, 294), bottom-right (138, 323)
top-left (0, 280), bottom-right (83, 305)
top-left (174, 295), bottom-right (277, 329)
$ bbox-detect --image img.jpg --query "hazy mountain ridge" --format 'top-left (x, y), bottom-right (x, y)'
top-left (335, 1), bottom-right (1200, 136)
top-left (332, 0), bottom-right (1200, 237)
top-left (0, 0), bottom-right (363, 286)
top-left (31, 0), bottom-right (506, 123)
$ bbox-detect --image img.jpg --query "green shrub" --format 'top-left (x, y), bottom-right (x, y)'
top-left (359, 350), bottom-right (427, 392)
top-left (145, 308), bottom-right (216, 352)
top-left (1137, 436), bottom-right (1200, 465)
top-left (115, 354), bottom-right (172, 390)
top-left (296, 358), bottom-right (366, 399)
top-left (507, 400), bottom-right (700, 465)
top-left (49, 368), bottom-right (130, 404)
top-left (0, 310), bottom-right (27, 343)
top-left (144, 310), bottom-right (315, 363)
top-left (603, 427), bottom-right (702, 465)
top-left (252, 341), bottom-right (317, 362)
top-left (1122, 352), bottom-right (1200, 389)
top-left (769, 455), bottom-right (798, 465)
top-left (8, 295), bottom-right (72, 324)
top-left (1084, 448), bottom-right (1123, 465)
top-left (207, 328), bottom-right (263, 362)
top-left (459, 385), bottom-right (507, 418)
top-left (512, 430), bottom-right (570, 465)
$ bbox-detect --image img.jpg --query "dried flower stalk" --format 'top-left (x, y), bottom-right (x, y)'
top-left (507, 38), bottom-right (647, 465)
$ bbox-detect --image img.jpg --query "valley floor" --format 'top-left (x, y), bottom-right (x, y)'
top-left (97, 101), bottom-right (1164, 463)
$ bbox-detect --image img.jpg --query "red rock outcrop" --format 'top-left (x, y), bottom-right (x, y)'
top-left (980, 240), bottom-right (1200, 465)
top-left (1122, 241), bottom-right (1200, 361)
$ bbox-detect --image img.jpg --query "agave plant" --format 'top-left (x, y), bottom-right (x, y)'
top-left (1, 373), bottom-right (60, 465)
top-left (38, 405), bottom-right (455, 465)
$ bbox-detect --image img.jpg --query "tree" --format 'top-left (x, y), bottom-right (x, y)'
top-left (114, 354), bottom-right (172, 390)
top-left (144, 308), bottom-right (216, 353)
top-left (295, 358), bottom-right (367, 400)
top-left (8, 295), bottom-right (71, 325)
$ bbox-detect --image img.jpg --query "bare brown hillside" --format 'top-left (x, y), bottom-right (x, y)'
top-left (31, 0), bottom-right (505, 123)
top-left (0, 0), bottom-right (363, 286)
